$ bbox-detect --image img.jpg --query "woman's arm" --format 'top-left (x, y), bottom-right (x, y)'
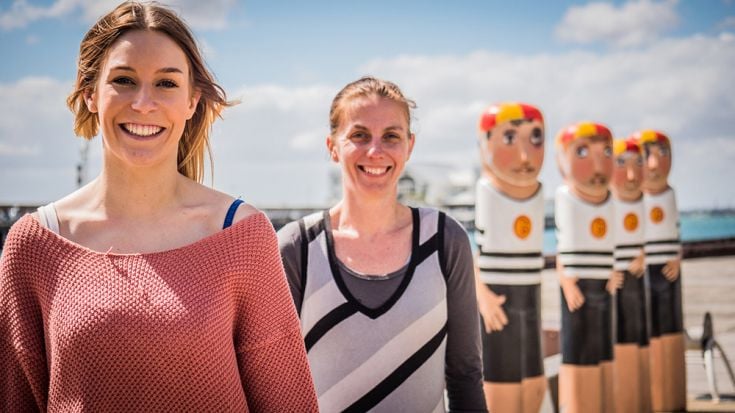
top-left (234, 215), bottom-right (318, 411)
top-left (1, 219), bottom-right (49, 412)
top-left (276, 220), bottom-right (306, 313)
top-left (442, 216), bottom-right (488, 412)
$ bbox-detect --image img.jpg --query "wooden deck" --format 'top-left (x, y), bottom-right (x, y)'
top-left (539, 255), bottom-right (735, 412)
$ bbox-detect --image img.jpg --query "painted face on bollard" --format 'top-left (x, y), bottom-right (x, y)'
top-left (611, 138), bottom-right (644, 201)
top-left (556, 122), bottom-right (614, 203)
top-left (635, 130), bottom-right (672, 193)
top-left (477, 103), bottom-right (545, 191)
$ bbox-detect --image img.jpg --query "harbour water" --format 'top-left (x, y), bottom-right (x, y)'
top-left (540, 212), bottom-right (735, 253)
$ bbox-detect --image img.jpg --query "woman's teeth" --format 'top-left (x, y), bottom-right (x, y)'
top-left (123, 123), bottom-right (163, 137)
top-left (362, 166), bottom-right (388, 175)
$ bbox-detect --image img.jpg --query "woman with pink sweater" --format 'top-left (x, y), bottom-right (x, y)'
top-left (0, 2), bottom-right (318, 411)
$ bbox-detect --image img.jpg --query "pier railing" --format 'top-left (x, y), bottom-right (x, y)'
top-left (2, 204), bottom-right (734, 260)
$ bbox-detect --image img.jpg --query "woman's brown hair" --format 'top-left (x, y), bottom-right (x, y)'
top-left (329, 76), bottom-right (416, 137)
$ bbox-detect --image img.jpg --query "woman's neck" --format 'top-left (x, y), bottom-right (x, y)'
top-left (331, 192), bottom-right (408, 237)
top-left (91, 161), bottom-right (185, 219)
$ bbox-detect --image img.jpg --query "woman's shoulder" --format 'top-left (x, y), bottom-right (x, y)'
top-left (415, 207), bottom-right (466, 237)
top-left (276, 220), bottom-right (302, 245)
top-left (2, 214), bottom-right (51, 259)
top-left (276, 211), bottom-right (326, 249)
top-left (229, 200), bottom-right (261, 225)
top-left (190, 183), bottom-right (261, 227)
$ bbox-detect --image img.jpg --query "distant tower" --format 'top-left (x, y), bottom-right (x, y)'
top-left (76, 140), bottom-right (89, 188)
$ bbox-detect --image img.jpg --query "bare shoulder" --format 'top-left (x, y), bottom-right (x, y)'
top-left (195, 184), bottom-right (261, 226)
top-left (232, 201), bottom-right (261, 224)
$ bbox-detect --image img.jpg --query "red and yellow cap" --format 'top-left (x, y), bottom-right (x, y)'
top-left (555, 121), bottom-right (613, 148)
top-left (613, 137), bottom-right (641, 156)
top-left (478, 102), bottom-right (543, 133)
top-left (632, 129), bottom-right (670, 147)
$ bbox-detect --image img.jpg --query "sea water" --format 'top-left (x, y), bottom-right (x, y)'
top-left (539, 213), bottom-right (735, 254)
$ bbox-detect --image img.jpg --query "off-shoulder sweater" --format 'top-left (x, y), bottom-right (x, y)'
top-left (0, 213), bottom-right (318, 412)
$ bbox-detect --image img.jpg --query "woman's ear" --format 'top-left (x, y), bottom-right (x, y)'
top-left (186, 89), bottom-right (201, 120)
top-left (326, 136), bottom-right (338, 162)
top-left (85, 89), bottom-right (98, 113)
top-left (406, 132), bottom-right (416, 160)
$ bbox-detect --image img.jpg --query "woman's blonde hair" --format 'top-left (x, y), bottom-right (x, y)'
top-left (329, 76), bottom-right (416, 136)
top-left (66, 1), bottom-right (235, 182)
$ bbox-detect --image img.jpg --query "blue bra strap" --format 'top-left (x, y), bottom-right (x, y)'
top-left (223, 199), bottom-right (245, 229)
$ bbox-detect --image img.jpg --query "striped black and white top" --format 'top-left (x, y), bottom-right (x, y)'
top-left (277, 207), bottom-right (486, 412)
top-left (643, 187), bottom-right (682, 265)
top-left (555, 186), bottom-right (615, 280)
top-left (475, 178), bottom-right (545, 285)
top-left (612, 196), bottom-right (645, 271)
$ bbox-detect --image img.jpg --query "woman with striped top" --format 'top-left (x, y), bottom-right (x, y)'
top-left (277, 77), bottom-right (486, 412)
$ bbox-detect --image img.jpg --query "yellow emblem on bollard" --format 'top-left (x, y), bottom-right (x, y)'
top-left (514, 215), bottom-right (532, 239)
top-left (590, 217), bottom-right (607, 239)
top-left (624, 212), bottom-right (639, 232)
top-left (650, 206), bottom-right (665, 224)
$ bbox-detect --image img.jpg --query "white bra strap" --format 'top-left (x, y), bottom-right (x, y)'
top-left (37, 203), bottom-right (60, 235)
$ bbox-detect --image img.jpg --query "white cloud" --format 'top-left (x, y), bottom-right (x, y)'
top-left (166, 0), bottom-right (237, 31)
top-left (0, 76), bottom-right (88, 204)
top-left (0, 142), bottom-right (38, 156)
top-left (0, 0), bottom-right (72, 30)
top-left (0, 0), bottom-right (236, 31)
top-left (3, 34), bottom-right (735, 210)
top-left (555, 0), bottom-right (679, 47)
top-left (718, 16), bottom-right (735, 30)
top-left (358, 34), bottom-right (735, 210)
top-left (205, 83), bottom-right (336, 205)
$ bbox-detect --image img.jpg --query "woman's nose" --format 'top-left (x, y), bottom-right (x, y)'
top-left (131, 85), bottom-right (156, 113)
top-left (366, 139), bottom-right (384, 156)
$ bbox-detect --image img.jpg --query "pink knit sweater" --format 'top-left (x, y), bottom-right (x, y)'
top-left (0, 213), bottom-right (318, 412)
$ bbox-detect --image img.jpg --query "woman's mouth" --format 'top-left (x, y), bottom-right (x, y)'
top-left (359, 165), bottom-right (391, 176)
top-left (120, 123), bottom-right (164, 138)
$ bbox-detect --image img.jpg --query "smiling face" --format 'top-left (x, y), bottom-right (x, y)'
top-left (560, 136), bottom-right (613, 202)
top-left (481, 118), bottom-right (545, 188)
top-left (327, 95), bottom-right (415, 200)
top-left (641, 142), bottom-right (672, 193)
top-left (612, 151), bottom-right (643, 201)
top-left (85, 30), bottom-right (199, 172)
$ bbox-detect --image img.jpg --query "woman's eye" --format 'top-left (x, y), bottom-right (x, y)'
top-left (350, 132), bottom-right (368, 141)
top-left (158, 79), bottom-right (178, 88)
top-left (616, 158), bottom-right (626, 167)
top-left (530, 127), bottom-right (544, 146)
top-left (660, 147), bottom-right (670, 157)
top-left (503, 130), bottom-right (515, 145)
top-left (637, 157), bottom-right (643, 166)
top-left (604, 146), bottom-right (612, 157)
top-left (384, 133), bottom-right (401, 142)
top-left (576, 146), bottom-right (589, 158)
top-left (112, 77), bottom-right (134, 86)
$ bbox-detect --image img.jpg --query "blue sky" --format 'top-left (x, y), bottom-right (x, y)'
top-left (2, 1), bottom-right (730, 86)
top-left (1, 0), bottom-right (735, 209)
